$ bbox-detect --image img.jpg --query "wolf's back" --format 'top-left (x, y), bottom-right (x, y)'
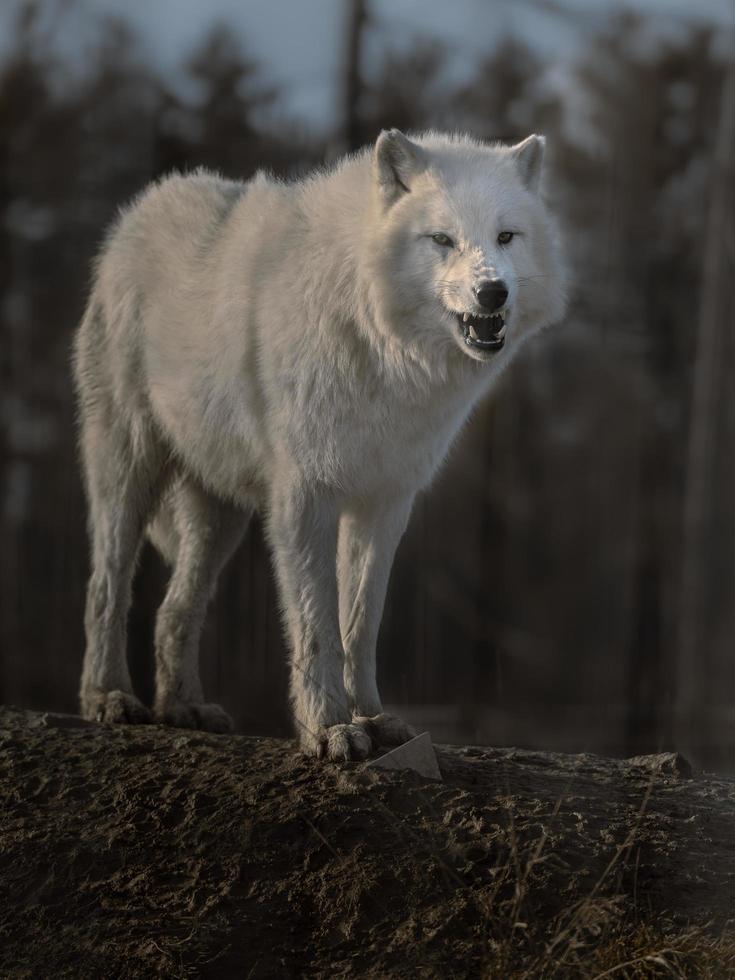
top-left (73, 170), bottom-right (249, 415)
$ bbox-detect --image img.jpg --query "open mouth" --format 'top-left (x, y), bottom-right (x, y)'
top-left (457, 310), bottom-right (507, 351)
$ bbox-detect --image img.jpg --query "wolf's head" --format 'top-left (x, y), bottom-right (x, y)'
top-left (365, 130), bottom-right (567, 364)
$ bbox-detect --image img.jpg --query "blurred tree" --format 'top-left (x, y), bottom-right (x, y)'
top-left (343, 0), bottom-right (368, 151)
top-left (676, 60), bottom-right (735, 762)
top-left (351, 38), bottom-right (448, 144)
top-left (0, 4), bottom-right (88, 706)
top-left (171, 25), bottom-right (275, 176)
top-left (551, 19), bottom-right (728, 756)
top-left (453, 38), bottom-right (546, 142)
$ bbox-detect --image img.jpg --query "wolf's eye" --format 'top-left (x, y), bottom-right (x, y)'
top-left (497, 231), bottom-right (514, 245)
top-left (431, 233), bottom-right (454, 248)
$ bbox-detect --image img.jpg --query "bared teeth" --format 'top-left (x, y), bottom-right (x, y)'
top-left (461, 310), bottom-right (507, 321)
top-left (457, 308), bottom-right (510, 350)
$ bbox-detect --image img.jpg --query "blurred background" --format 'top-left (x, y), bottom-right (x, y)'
top-left (1, 0), bottom-right (734, 769)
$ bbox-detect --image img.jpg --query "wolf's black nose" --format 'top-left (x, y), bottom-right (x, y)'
top-left (475, 279), bottom-right (508, 311)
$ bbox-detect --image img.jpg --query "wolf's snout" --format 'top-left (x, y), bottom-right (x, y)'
top-left (475, 279), bottom-right (508, 312)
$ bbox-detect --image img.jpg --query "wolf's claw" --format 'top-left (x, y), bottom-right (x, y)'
top-left (353, 713), bottom-right (417, 748)
top-left (303, 723), bottom-right (373, 762)
top-left (155, 697), bottom-right (234, 733)
top-left (82, 689), bottom-right (151, 725)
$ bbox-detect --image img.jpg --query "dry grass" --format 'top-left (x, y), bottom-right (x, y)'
top-left (470, 796), bottom-right (735, 980)
top-left (3, 710), bottom-right (734, 978)
top-left (477, 874), bottom-right (735, 978)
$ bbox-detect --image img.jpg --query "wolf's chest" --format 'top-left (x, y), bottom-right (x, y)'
top-left (300, 380), bottom-right (473, 496)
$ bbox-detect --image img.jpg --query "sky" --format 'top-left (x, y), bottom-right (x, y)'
top-left (2, 0), bottom-right (734, 131)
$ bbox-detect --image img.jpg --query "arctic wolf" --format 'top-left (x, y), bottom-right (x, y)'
top-left (74, 129), bottom-right (566, 760)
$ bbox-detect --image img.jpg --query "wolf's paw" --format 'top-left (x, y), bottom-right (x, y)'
top-left (82, 689), bottom-right (152, 725)
top-left (155, 697), bottom-right (234, 734)
top-left (302, 723), bottom-right (373, 762)
top-left (353, 712), bottom-right (417, 748)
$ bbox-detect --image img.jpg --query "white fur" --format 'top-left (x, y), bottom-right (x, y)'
top-left (73, 129), bottom-right (567, 759)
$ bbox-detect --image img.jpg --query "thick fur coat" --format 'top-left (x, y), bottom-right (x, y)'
top-left (74, 129), bottom-right (567, 759)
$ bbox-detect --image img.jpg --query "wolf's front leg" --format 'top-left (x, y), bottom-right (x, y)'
top-left (338, 495), bottom-right (417, 748)
top-left (269, 482), bottom-right (371, 761)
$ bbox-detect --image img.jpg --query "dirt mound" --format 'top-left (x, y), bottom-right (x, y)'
top-left (1, 707), bottom-right (733, 978)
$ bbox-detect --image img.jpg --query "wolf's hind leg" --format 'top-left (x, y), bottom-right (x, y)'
top-left (79, 418), bottom-right (167, 724)
top-left (153, 479), bottom-right (251, 733)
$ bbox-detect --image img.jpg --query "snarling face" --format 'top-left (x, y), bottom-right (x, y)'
top-left (368, 130), bottom-right (567, 365)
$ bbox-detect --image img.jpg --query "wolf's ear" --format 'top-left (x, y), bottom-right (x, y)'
top-left (374, 129), bottom-right (427, 206)
top-left (510, 134), bottom-right (545, 192)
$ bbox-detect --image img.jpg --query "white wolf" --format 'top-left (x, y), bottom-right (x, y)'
top-left (74, 129), bottom-right (566, 760)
